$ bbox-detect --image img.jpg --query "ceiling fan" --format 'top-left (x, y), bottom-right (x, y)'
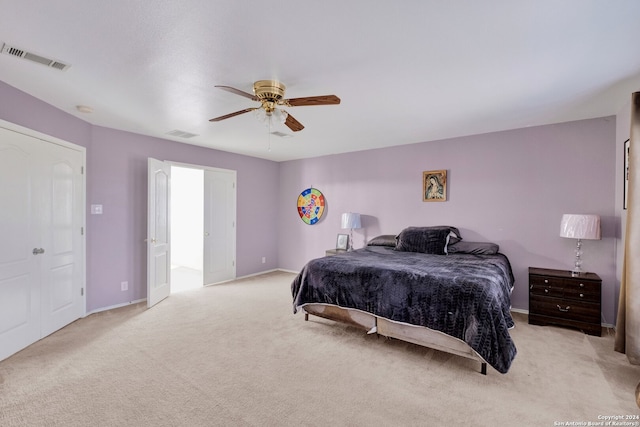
top-left (209, 80), bottom-right (340, 132)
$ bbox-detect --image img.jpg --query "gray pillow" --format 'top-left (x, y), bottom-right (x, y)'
top-left (395, 226), bottom-right (461, 255)
top-left (367, 234), bottom-right (397, 247)
top-left (447, 241), bottom-right (499, 255)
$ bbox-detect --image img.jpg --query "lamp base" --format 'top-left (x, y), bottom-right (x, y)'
top-left (572, 239), bottom-right (584, 277)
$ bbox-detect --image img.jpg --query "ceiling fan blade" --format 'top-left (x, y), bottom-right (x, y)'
top-left (209, 108), bottom-right (257, 122)
top-left (282, 95), bottom-right (341, 107)
top-left (284, 112), bottom-right (304, 132)
top-left (215, 85), bottom-right (259, 101)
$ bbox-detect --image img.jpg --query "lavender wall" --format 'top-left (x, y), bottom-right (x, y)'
top-left (278, 117), bottom-right (618, 324)
top-left (87, 127), bottom-right (279, 311)
top-left (0, 82), bottom-right (91, 148)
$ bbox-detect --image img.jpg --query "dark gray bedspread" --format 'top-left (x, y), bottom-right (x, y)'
top-left (291, 246), bottom-right (517, 373)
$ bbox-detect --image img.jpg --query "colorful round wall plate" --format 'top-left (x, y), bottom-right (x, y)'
top-left (297, 188), bottom-right (325, 225)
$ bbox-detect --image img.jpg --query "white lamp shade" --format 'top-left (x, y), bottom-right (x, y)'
top-left (559, 214), bottom-right (601, 240)
top-left (341, 212), bottom-right (361, 229)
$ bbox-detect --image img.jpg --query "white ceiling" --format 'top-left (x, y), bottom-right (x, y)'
top-left (1, 1), bottom-right (639, 162)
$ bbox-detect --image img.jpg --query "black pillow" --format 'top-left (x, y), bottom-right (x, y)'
top-left (447, 241), bottom-right (499, 255)
top-left (395, 226), bottom-right (461, 255)
top-left (367, 235), bottom-right (397, 247)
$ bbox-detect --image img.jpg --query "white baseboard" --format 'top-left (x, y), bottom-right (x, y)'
top-left (85, 298), bottom-right (146, 316)
top-left (225, 268), bottom-right (299, 280)
top-left (276, 268), bottom-right (300, 274)
top-left (204, 268), bottom-right (291, 286)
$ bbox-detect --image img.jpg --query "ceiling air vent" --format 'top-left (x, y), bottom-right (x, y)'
top-left (166, 129), bottom-right (198, 139)
top-left (271, 131), bottom-right (292, 138)
top-left (1, 43), bottom-right (70, 71)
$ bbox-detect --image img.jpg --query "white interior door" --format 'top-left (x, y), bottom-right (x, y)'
top-left (147, 158), bottom-right (171, 308)
top-left (0, 132), bottom-right (41, 361)
top-left (40, 140), bottom-right (85, 336)
top-left (203, 168), bottom-right (236, 284)
top-left (0, 124), bottom-right (85, 361)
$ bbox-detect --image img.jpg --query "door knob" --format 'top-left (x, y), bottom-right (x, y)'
top-left (32, 248), bottom-right (45, 255)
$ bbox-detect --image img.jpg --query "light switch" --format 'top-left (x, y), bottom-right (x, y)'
top-left (91, 204), bottom-right (103, 215)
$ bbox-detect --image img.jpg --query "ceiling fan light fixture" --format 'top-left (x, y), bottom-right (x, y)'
top-left (254, 107), bottom-right (287, 127)
top-left (272, 108), bottom-right (288, 124)
top-left (254, 108), bottom-right (267, 123)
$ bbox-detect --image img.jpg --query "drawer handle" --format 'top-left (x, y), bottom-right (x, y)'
top-left (579, 283), bottom-right (585, 288)
top-left (544, 279), bottom-right (549, 284)
top-left (557, 305), bottom-right (571, 312)
top-left (544, 289), bottom-right (549, 294)
top-left (579, 293), bottom-right (584, 298)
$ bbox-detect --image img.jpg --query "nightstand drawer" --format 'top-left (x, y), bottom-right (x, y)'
top-left (529, 275), bottom-right (563, 298)
top-left (530, 275), bottom-right (563, 287)
top-left (529, 295), bottom-right (600, 324)
top-left (562, 279), bottom-right (600, 303)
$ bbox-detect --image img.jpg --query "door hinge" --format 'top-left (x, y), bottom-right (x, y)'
top-left (81, 166), bottom-right (84, 174)
top-left (81, 227), bottom-right (84, 236)
top-left (232, 182), bottom-right (236, 189)
top-left (81, 288), bottom-right (84, 296)
top-left (232, 260), bottom-right (235, 267)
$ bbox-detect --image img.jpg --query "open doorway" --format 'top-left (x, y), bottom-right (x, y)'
top-left (170, 165), bottom-right (204, 293)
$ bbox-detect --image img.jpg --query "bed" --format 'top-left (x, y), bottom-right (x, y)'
top-left (291, 226), bottom-right (517, 374)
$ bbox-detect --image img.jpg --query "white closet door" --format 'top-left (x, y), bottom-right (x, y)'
top-left (0, 125), bottom-right (85, 361)
top-left (0, 132), bottom-right (41, 361)
top-left (203, 168), bottom-right (236, 285)
top-left (40, 142), bottom-right (85, 336)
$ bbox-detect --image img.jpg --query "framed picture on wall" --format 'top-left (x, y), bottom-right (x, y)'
top-left (624, 138), bottom-right (630, 210)
top-left (336, 234), bottom-right (349, 250)
top-left (423, 170), bottom-right (447, 202)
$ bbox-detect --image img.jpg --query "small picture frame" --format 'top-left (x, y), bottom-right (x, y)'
top-left (624, 139), bottom-right (629, 210)
top-left (336, 234), bottom-right (349, 250)
top-left (423, 170), bottom-right (447, 202)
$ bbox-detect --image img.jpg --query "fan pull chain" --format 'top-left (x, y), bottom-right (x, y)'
top-left (268, 115), bottom-right (272, 151)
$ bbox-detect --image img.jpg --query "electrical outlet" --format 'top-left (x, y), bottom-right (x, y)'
top-left (90, 204), bottom-right (103, 215)
top-left (261, 257), bottom-right (266, 264)
top-left (121, 281), bottom-right (128, 291)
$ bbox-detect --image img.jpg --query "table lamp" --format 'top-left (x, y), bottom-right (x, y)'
top-left (559, 214), bottom-right (601, 276)
top-left (341, 212), bottom-right (361, 251)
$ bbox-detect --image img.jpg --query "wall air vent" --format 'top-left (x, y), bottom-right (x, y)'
top-left (1, 43), bottom-right (70, 71)
top-left (166, 130), bottom-right (198, 139)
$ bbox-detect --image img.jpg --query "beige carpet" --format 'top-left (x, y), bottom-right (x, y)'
top-left (1, 271), bottom-right (638, 426)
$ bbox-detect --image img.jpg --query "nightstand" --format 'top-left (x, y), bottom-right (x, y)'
top-left (528, 267), bottom-right (601, 336)
top-left (325, 249), bottom-right (347, 256)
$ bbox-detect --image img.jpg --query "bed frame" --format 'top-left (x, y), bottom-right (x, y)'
top-left (302, 303), bottom-right (488, 375)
